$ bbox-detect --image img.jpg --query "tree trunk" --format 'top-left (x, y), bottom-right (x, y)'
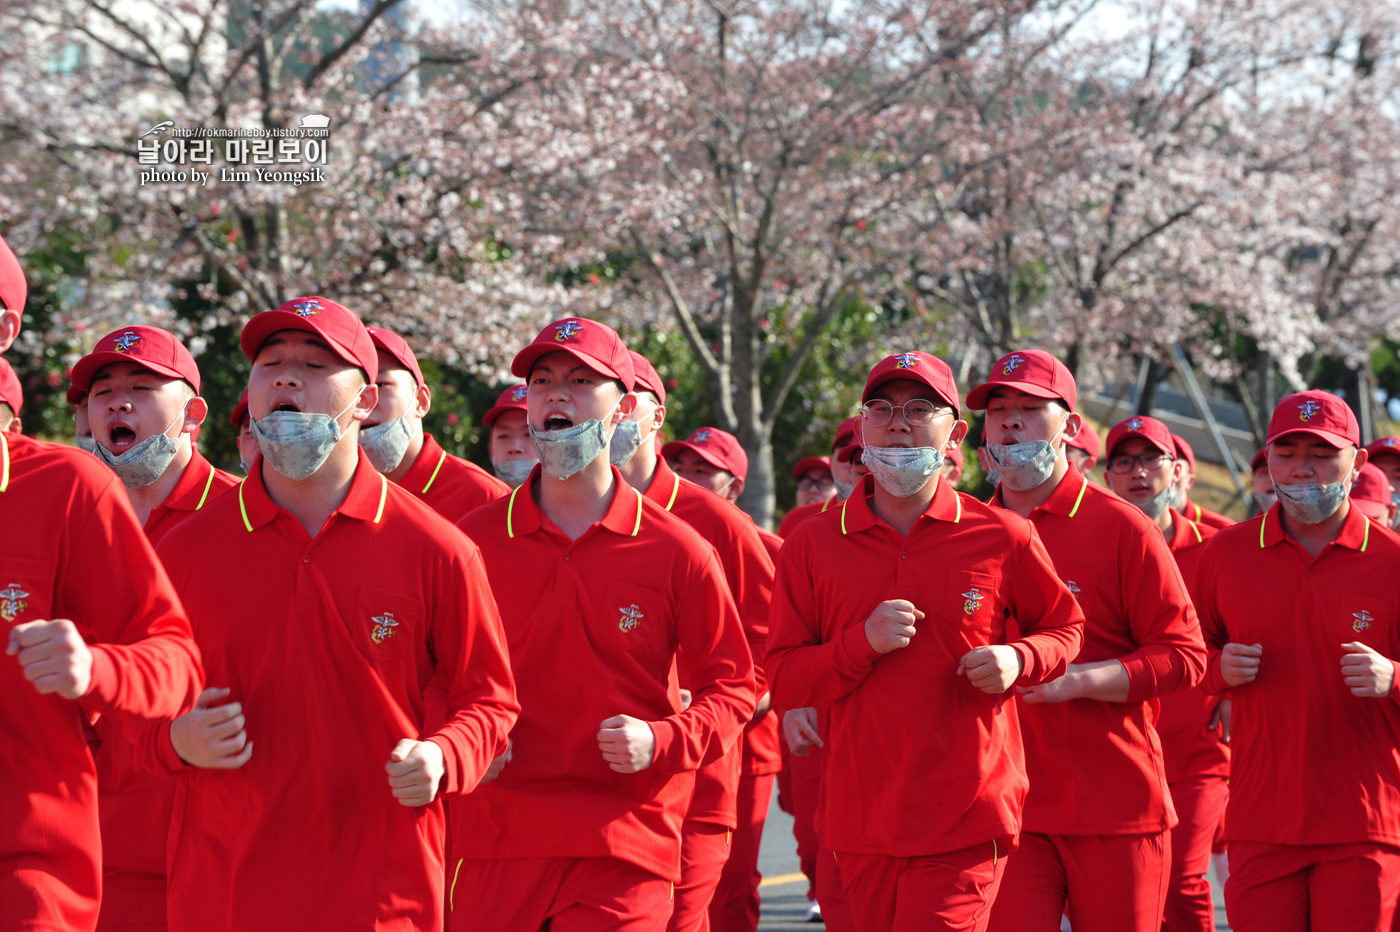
top-left (736, 428), bottom-right (775, 531)
top-left (1135, 358), bottom-right (1166, 415)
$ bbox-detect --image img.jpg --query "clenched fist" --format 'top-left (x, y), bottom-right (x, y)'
top-left (386, 738), bottom-right (445, 807)
top-left (8, 619), bottom-right (94, 699)
top-left (865, 600), bottom-right (924, 654)
top-left (598, 715), bottom-right (655, 773)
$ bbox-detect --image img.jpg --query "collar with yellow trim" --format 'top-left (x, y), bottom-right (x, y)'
top-left (0, 430), bottom-right (10, 493)
top-left (1166, 508), bottom-right (1204, 549)
top-left (504, 464), bottom-right (645, 540)
top-left (838, 473), bottom-right (961, 535)
top-left (400, 432), bottom-right (449, 496)
top-left (994, 468), bottom-right (1088, 518)
top-left (237, 449), bottom-right (389, 532)
top-left (1258, 500), bottom-right (1372, 553)
top-left (641, 457), bottom-right (682, 512)
top-left (160, 449), bottom-right (224, 513)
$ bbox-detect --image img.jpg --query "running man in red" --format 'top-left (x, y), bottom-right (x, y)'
top-left (1194, 390), bottom-right (1400, 930)
top-left (1102, 416), bottom-right (1228, 932)
top-left (1362, 437), bottom-right (1400, 530)
top-left (1171, 434), bottom-right (1235, 529)
top-left (0, 356), bottom-right (21, 433)
top-left (483, 383), bottom-right (538, 488)
top-left (0, 233), bottom-right (204, 932)
top-left (70, 326), bottom-right (239, 932)
top-left (613, 369), bottom-right (776, 932)
top-left (139, 296), bottom-right (519, 932)
top-left (767, 351), bottom-right (1086, 932)
top-left (971, 350), bottom-right (1207, 932)
top-left (362, 325), bottom-right (510, 521)
top-left (449, 317), bottom-right (755, 932)
top-left (778, 417), bottom-right (860, 537)
top-left (1351, 462), bottom-right (1398, 530)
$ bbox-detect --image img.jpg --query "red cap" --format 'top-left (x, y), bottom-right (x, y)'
top-left (1106, 415), bottom-right (1176, 460)
top-left (1251, 447), bottom-right (1268, 472)
top-left (1265, 390), bottom-right (1359, 448)
top-left (663, 427), bottom-right (748, 480)
top-left (366, 327), bottom-right (425, 388)
top-left (511, 317), bottom-right (634, 387)
top-left (0, 357), bottom-right (21, 414)
top-left (1171, 434), bottom-right (1196, 473)
top-left (1363, 437), bottom-right (1400, 462)
top-left (628, 351), bottom-right (666, 405)
top-left (835, 438), bottom-right (865, 463)
top-left (792, 455), bottom-right (832, 481)
top-left (71, 326), bottom-right (202, 394)
top-left (832, 417), bottom-right (859, 452)
top-left (240, 296), bottom-right (378, 383)
top-left (862, 351), bottom-right (960, 415)
top-left (966, 349), bottom-right (1077, 412)
top-left (482, 384), bottom-right (529, 428)
top-left (66, 381), bottom-right (85, 406)
top-left (1351, 462), bottom-right (1393, 509)
top-left (1067, 423), bottom-right (1101, 460)
top-left (230, 390), bottom-right (250, 429)
top-left (0, 234), bottom-right (25, 314)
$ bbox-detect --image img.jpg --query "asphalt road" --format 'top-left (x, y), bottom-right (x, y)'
top-left (754, 787), bottom-right (1231, 930)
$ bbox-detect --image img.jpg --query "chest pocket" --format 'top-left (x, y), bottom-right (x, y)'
top-left (1336, 591), bottom-right (1396, 652)
top-left (939, 570), bottom-right (1001, 652)
top-left (599, 581), bottom-right (674, 673)
top-left (354, 586), bottom-right (424, 662)
top-left (0, 558), bottom-right (53, 633)
top-left (1055, 563), bottom-right (1100, 619)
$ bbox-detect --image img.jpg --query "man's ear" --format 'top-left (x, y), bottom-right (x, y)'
top-left (415, 383), bottom-right (432, 419)
top-left (6, 417), bottom-right (20, 435)
top-left (947, 419), bottom-right (969, 449)
top-left (184, 397), bottom-right (209, 433)
top-left (614, 392), bottom-right (637, 424)
top-left (0, 308), bottom-right (20, 355)
top-left (352, 383), bottom-right (379, 421)
top-left (651, 402), bottom-right (667, 432)
top-left (728, 476), bottom-right (745, 503)
top-left (1062, 411), bottom-right (1083, 443)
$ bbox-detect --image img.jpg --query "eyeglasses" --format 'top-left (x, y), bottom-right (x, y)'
top-left (1106, 452), bottom-right (1174, 474)
top-left (861, 399), bottom-right (953, 427)
top-left (796, 476), bottom-right (834, 491)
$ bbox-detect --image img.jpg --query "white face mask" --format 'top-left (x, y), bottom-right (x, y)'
top-left (93, 403), bottom-right (188, 489)
top-left (1253, 490), bottom-right (1277, 512)
top-left (492, 457), bottom-right (536, 486)
top-left (75, 432), bottom-right (99, 455)
top-left (833, 477), bottom-right (855, 500)
top-left (530, 397), bottom-right (624, 481)
top-left (1133, 483), bottom-right (1176, 520)
top-left (987, 417), bottom-right (1067, 492)
top-left (250, 392), bottom-right (362, 482)
top-left (862, 444), bottom-right (944, 498)
top-left (359, 412), bottom-right (417, 473)
top-left (609, 417), bottom-right (645, 467)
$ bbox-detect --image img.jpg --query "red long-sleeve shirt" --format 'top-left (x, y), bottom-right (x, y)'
top-left (451, 466), bottom-right (756, 882)
top-left (398, 432), bottom-right (509, 523)
top-left (643, 460), bottom-right (779, 816)
top-left (0, 433), bottom-right (202, 932)
top-left (991, 471), bottom-right (1206, 836)
top-left (145, 454), bottom-right (518, 932)
top-left (93, 451), bottom-right (236, 914)
top-left (1154, 511), bottom-right (1230, 784)
top-left (1192, 503), bottom-right (1400, 847)
top-left (767, 475), bottom-right (1085, 856)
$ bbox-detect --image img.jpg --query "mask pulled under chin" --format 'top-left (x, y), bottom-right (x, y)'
top-left (75, 433), bottom-right (99, 455)
top-left (492, 457), bottom-right (536, 486)
top-left (250, 394), bottom-right (361, 482)
top-left (1169, 485), bottom-right (1188, 511)
top-left (530, 400), bottom-right (621, 481)
top-left (862, 444), bottom-right (943, 498)
top-left (1134, 484), bottom-right (1176, 520)
top-left (359, 413), bottom-right (417, 473)
top-left (833, 478), bottom-right (855, 500)
top-left (1253, 491), bottom-right (1278, 513)
top-left (986, 439), bottom-right (1058, 491)
top-left (93, 406), bottom-right (187, 489)
top-left (1274, 481), bottom-right (1349, 525)
top-left (609, 417), bottom-right (644, 467)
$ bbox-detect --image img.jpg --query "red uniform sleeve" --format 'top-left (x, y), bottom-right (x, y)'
top-left (1117, 518), bottom-right (1208, 703)
top-left (647, 549), bottom-right (756, 773)
top-left (717, 520), bottom-right (776, 697)
top-left (1189, 537), bottom-right (1233, 695)
top-left (766, 537), bottom-right (886, 709)
top-left (1005, 525), bottom-right (1085, 685)
top-left (425, 545), bottom-right (520, 795)
top-left (73, 475), bottom-right (203, 720)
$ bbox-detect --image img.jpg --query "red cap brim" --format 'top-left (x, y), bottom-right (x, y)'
top-left (510, 342), bottom-right (629, 383)
top-left (965, 380), bottom-right (1065, 412)
top-left (70, 352), bottom-right (193, 394)
top-left (240, 312), bottom-right (375, 381)
top-left (661, 440), bottom-right (729, 472)
top-left (1264, 426), bottom-right (1354, 449)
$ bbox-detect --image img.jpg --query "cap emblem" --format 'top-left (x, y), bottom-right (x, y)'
top-left (1353, 610), bottom-right (1373, 633)
top-left (962, 588), bottom-right (985, 615)
top-left (113, 331), bottom-right (142, 354)
top-left (618, 603), bottom-right (644, 633)
top-left (292, 299), bottom-right (322, 319)
top-left (692, 429), bottom-right (712, 443)
top-left (554, 321), bottom-right (583, 342)
top-left (1385, 438), bottom-right (1398, 448)
top-left (1128, 417), bottom-right (1143, 431)
top-left (511, 385), bottom-right (528, 402)
top-left (1297, 400), bottom-right (1321, 421)
top-left (370, 611), bottom-right (400, 644)
top-left (0, 583), bottom-right (29, 623)
top-left (894, 353), bottom-right (919, 369)
top-left (1002, 353), bottom-right (1024, 375)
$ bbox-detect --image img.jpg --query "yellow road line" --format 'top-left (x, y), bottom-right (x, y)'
top-left (758, 872), bottom-right (807, 888)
